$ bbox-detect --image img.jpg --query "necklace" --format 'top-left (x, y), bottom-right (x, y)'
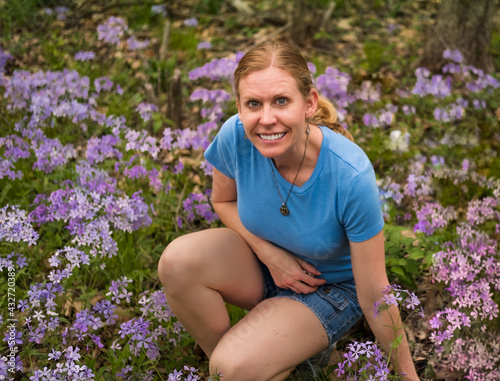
top-left (268, 124), bottom-right (310, 216)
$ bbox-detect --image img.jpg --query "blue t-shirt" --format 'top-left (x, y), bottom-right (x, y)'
top-left (204, 114), bottom-right (384, 283)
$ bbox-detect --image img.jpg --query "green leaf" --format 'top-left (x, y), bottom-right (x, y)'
top-left (391, 333), bottom-right (404, 349)
top-left (408, 248), bottom-right (425, 260)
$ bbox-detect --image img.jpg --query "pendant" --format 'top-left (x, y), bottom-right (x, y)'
top-left (280, 204), bottom-right (289, 216)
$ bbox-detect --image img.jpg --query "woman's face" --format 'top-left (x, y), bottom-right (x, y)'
top-left (237, 66), bottom-right (317, 164)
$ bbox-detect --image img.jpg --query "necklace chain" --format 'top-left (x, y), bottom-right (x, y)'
top-left (268, 124), bottom-right (310, 216)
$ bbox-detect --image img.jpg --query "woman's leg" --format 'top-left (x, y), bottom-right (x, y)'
top-left (209, 297), bottom-right (329, 381)
top-left (157, 228), bottom-right (265, 358)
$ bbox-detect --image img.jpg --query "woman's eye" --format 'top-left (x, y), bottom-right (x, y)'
top-left (276, 98), bottom-right (287, 105)
top-left (248, 100), bottom-right (260, 107)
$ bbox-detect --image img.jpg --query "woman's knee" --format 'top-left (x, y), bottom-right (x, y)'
top-left (157, 232), bottom-right (207, 291)
top-left (209, 348), bottom-right (253, 381)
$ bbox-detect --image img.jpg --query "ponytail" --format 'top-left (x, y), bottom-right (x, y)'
top-left (310, 95), bottom-right (353, 142)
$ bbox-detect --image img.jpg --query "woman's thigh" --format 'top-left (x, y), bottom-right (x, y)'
top-left (210, 297), bottom-right (329, 380)
top-left (158, 228), bottom-right (265, 310)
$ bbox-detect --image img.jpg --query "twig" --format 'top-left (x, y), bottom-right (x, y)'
top-left (158, 19), bottom-right (171, 97)
top-left (75, 1), bottom-right (159, 19)
top-left (320, 1), bottom-right (336, 30)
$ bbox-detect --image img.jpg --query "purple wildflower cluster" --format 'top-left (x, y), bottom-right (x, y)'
top-left (428, 214), bottom-right (500, 376)
top-left (315, 67), bottom-right (353, 121)
top-left (127, 36), bottom-right (150, 51)
top-left (0, 16), bottom-right (199, 377)
top-left (165, 366), bottom-right (201, 381)
top-left (29, 163), bottom-right (152, 263)
top-left (178, 192), bottom-right (218, 228)
top-left (158, 88), bottom-right (230, 180)
top-left (363, 103), bottom-right (398, 128)
top-left (151, 5), bottom-right (167, 17)
top-left (0, 205), bottom-right (39, 245)
top-left (413, 202), bottom-right (456, 235)
top-left (97, 16), bottom-right (128, 45)
top-left (97, 16), bottom-right (150, 52)
top-left (136, 101), bottom-right (158, 122)
top-left (338, 285), bottom-right (423, 379)
top-left (184, 17), bottom-right (198, 27)
top-left (0, 45), bottom-right (12, 73)
top-left (188, 52), bottom-right (244, 81)
top-left (335, 341), bottom-right (391, 379)
top-left (43, 6), bottom-right (69, 21)
top-left (372, 284), bottom-right (423, 318)
top-left (0, 252), bottom-right (27, 272)
top-left (379, 151), bottom-right (500, 377)
top-left (74, 51), bottom-right (95, 62)
top-left (411, 49), bottom-right (500, 125)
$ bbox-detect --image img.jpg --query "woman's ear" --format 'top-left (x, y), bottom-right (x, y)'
top-left (306, 88), bottom-right (319, 118)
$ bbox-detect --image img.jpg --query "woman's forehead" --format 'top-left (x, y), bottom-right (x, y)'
top-left (238, 67), bottom-right (298, 95)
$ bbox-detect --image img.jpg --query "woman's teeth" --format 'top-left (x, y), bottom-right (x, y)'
top-left (259, 133), bottom-right (285, 141)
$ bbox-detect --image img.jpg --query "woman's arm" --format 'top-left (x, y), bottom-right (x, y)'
top-left (211, 168), bottom-right (325, 294)
top-left (350, 230), bottom-right (419, 380)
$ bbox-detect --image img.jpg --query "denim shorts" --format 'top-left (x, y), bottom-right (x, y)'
top-left (259, 261), bottom-right (363, 364)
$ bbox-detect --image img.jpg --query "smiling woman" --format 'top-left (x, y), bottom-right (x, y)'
top-left (157, 42), bottom-right (419, 381)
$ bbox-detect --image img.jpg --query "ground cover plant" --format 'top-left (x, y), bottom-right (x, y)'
top-left (0, 1), bottom-right (499, 380)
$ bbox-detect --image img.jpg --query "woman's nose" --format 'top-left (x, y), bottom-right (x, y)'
top-left (260, 105), bottom-right (276, 125)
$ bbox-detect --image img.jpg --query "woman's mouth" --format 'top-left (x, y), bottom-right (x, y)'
top-left (258, 132), bottom-right (286, 141)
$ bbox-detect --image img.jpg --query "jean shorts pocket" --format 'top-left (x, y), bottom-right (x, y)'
top-left (317, 285), bottom-right (348, 313)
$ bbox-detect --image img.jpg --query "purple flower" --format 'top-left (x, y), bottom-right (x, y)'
top-left (363, 113), bottom-right (379, 127)
top-left (136, 102), bottom-right (158, 122)
top-left (443, 49), bottom-right (464, 63)
top-left (197, 41), bottom-right (212, 50)
top-left (0, 205), bottom-right (39, 245)
top-left (125, 128), bottom-right (159, 158)
top-left (343, 351), bottom-right (356, 367)
top-left (151, 4), bottom-right (167, 16)
top-left (355, 81), bottom-right (381, 104)
top-left (189, 53), bottom-right (243, 81)
top-left (75, 51), bottom-right (95, 61)
top-left (334, 361), bottom-right (345, 377)
top-left (0, 45), bottom-right (12, 73)
top-left (97, 16), bottom-right (128, 45)
top-left (381, 293), bottom-right (401, 306)
top-left (28, 327), bottom-right (45, 344)
top-left (65, 346), bottom-right (81, 361)
top-left (184, 17), bottom-right (198, 27)
top-left (316, 67), bottom-right (352, 113)
top-left (86, 134), bottom-right (123, 164)
top-left (127, 36), bottom-right (150, 50)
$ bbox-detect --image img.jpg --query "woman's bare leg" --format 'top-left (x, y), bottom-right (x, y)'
top-left (209, 297), bottom-right (329, 381)
top-left (157, 228), bottom-right (265, 357)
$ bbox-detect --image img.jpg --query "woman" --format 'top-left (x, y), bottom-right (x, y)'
top-left (158, 42), bottom-right (419, 380)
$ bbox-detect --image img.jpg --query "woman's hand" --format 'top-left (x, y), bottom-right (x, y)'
top-left (258, 242), bottom-right (326, 294)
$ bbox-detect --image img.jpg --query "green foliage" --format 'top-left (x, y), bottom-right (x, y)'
top-left (362, 39), bottom-right (394, 73)
top-left (384, 225), bottom-right (427, 289)
top-left (194, 0), bottom-right (226, 15)
top-left (170, 28), bottom-right (199, 52)
top-left (0, 0), bottom-right (50, 37)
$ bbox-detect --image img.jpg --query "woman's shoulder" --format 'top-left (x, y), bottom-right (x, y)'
top-left (321, 126), bottom-right (372, 173)
top-left (219, 114), bottom-right (243, 133)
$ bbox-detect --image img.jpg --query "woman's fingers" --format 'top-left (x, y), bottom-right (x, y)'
top-left (299, 259), bottom-right (322, 276)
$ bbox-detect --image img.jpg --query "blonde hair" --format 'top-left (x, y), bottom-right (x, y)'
top-left (233, 42), bottom-right (353, 141)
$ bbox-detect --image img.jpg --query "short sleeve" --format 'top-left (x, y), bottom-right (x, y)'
top-left (341, 165), bottom-right (384, 242)
top-left (204, 115), bottom-right (241, 179)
